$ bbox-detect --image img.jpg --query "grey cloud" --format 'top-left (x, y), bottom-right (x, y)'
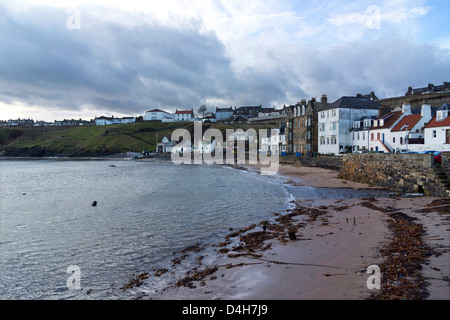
top-left (0, 4), bottom-right (256, 114)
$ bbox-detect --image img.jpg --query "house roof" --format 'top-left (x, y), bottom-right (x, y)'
top-left (370, 111), bottom-right (403, 130)
top-left (216, 107), bottom-right (234, 112)
top-left (425, 115), bottom-right (450, 128)
top-left (405, 82), bottom-right (450, 96)
top-left (391, 114), bottom-right (422, 132)
top-left (146, 108), bottom-right (170, 114)
top-left (323, 96), bottom-right (381, 111)
top-left (175, 110), bottom-right (194, 114)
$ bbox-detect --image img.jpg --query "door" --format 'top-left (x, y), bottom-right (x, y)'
top-left (446, 129), bottom-right (450, 144)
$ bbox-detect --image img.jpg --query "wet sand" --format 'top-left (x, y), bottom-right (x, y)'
top-left (146, 163), bottom-right (449, 300)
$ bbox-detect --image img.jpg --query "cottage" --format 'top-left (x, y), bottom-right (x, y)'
top-left (157, 136), bottom-right (176, 153)
top-left (367, 106), bottom-right (406, 153)
top-left (390, 104), bottom-right (433, 152)
top-left (424, 104), bottom-right (450, 151)
top-left (174, 109), bottom-right (195, 122)
top-left (215, 107), bottom-right (234, 121)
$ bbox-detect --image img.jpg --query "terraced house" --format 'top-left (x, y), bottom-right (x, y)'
top-left (318, 94), bottom-right (381, 155)
top-left (289, 95), bottom-right (327, 156)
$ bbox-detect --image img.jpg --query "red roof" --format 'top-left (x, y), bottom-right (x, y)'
top-left (175, 110), bottom-right (193, 114)
top-left (391, 114), bottom-right (422, 132)
top-left (425, 115), bottom-right (450, 128)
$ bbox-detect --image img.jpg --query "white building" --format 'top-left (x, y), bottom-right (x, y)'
top-left (215, 107), bottom-right (234, 121)
top-left (260, 128), bottom-right (286, 155)
top-left (390, 104), bottom-right (433, 152)
top-left (368, 107), bottom-right (405, 153)
top-left (95, 116), bottom-right (136, 125)
top-left (143, 109), bottom-right (174, 122)
top-left (318, 95), bottom-right (381, 155)
top-left (423, 104), bottom-right (450, 151)
top-left (174, 109), bottom-right (195, 122)
top-left (350, 116), bottom-right (376, 152)
top-left (157, 136), bottom-right (176, 153)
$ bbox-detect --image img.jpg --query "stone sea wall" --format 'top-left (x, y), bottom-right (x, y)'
top-left (442, 153), bottom-right (450, 179)
top-left (280, 155), bottom-right (343, 170)
top-left (338, 153), bottom-right (448, 197)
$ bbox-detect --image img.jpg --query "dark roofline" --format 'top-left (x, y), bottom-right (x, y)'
top-left (321, 96), bottom-right (381, 111)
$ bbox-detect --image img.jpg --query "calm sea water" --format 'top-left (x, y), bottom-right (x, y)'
top-left (0, 159), bottom-right (294, 299)
top-left (0, 158), bottom-right (387, 300)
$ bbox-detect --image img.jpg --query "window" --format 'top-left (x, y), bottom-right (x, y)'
top-left (330, 122), bottom-right (337, 130)
top-left (377, 133), bottom-right (380, 140)
top-left (327, 137), bottom-right (330, 144)
top-left (400, 137), bottom-right (403, 144)
top-left (362, 132), bottom-right (365, 140)
top-left (393, 137), bottom-right (395, 143)
top-left (357, 133), bottom-right (360, 140)
top-left (433, 130), bottom-right (437, 138)
top-left (371, 133), bottom-right (374, 141)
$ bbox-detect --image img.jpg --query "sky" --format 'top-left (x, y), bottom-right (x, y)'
top-left (0, 0), bottom-right (449, 122)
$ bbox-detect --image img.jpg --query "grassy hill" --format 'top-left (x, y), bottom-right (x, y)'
top-left (0, 121), bottom-right (277, 157)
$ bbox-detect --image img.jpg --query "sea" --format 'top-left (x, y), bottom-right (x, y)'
top-left (0, 158), bottom-right (388, 300)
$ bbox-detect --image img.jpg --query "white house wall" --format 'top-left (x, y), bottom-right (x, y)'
top-left (424, 126), bottom-right (450, 151)
top-left (319, 107), bottom-right (378, 155)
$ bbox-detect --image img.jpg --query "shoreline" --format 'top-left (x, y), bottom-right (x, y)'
top-left (2, 157), bottom-right (447, 299)
top-left (140, 162), bottom-right (449, 300)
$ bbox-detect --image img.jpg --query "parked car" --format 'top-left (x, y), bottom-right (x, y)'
top-left (419, 150), bottom-right (439, 154)
top-left (434, 151), bottom-right (450, 164)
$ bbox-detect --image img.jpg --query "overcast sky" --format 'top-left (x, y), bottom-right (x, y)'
top-left (0, 0), bottom-right (449, 121)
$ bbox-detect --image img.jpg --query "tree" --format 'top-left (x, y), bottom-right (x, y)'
top-left (198, 104), bottom-right (207, 118)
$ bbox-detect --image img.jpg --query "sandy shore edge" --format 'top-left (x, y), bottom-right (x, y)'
top-left (136, 163), bottom-right (449, 300)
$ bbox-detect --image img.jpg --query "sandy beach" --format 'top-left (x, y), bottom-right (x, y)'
top-left (144, 163), bottom-right (449, 300)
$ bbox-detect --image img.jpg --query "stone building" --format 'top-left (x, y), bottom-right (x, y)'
top-left (285, 95), bottom-right (328, 155)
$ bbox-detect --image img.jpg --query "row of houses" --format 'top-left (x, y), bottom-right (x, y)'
top-left (0, 116), bottom-right (137, 127)
top-left (143, 105), bottom-right (278, 123)
top-left (284, 92), bottom-right (450, 155)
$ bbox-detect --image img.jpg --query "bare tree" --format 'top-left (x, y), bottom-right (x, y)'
top-left (198, 104), bottom-right (207, 118)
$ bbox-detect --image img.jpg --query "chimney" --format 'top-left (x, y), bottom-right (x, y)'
top-left (321, 94), bottom-right (327, 106)
top-left (301, 99), bottom-right (306, 105)
top-left (421, 104), bottom-right (431, 119)
top-left (402, 104), bottom-right (412, 115)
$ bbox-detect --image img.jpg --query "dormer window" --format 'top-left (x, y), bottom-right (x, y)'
top-left (379, 119), bottom-right (384, 126)
top-left (436, 104), bottom-right (448, 121)
top-left (437, 110), bottom-right (448, 121)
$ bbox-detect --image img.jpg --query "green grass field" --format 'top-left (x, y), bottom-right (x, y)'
top-left (0, 121), bottom-right (277, 155)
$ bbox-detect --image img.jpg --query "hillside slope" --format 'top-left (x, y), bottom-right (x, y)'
top-left (0, 122), bottom-right (274, 157)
